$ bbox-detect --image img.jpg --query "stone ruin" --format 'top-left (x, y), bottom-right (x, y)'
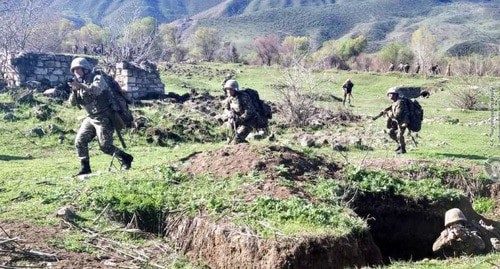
top-left (1, 52), bottom-right (165, 99)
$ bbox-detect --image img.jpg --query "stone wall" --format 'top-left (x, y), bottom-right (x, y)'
top-left (2, 52), bottom-right (95, 87)
top-left (2, 52), bottom-right (165, 99)
top-left (115, 61), bottom-right (165, 99)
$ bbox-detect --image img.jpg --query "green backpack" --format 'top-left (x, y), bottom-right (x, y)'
top-left (239, 88), bottom-right (272, 129)
top-left (94, 70), bottom-right (134, 128)
top-left (404, 98), bottom-right (424, 132)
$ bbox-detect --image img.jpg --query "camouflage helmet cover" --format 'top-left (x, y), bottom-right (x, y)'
top-left (386, 87), bottom-right (399, 96)
top-left (224, 79), bottom-right (239, 91)
top-left (70, 57), bottom-right (92, 72)
top-left (444, 208), bottom-right (467, 226)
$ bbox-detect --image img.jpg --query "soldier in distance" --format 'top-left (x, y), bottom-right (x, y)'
top-left (341, 79), bottom-right (354, 106)
top-left (68, 57), bottom-right (133, 175)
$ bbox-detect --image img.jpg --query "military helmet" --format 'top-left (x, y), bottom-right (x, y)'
top-left (444, 208), bottom-right (467, 226)
top-left (224, 79), bottom-right (239, 91)
top-left (70, 57), bottom-right (92, 72)
top-left (386, 87), bottom-right (399, 96)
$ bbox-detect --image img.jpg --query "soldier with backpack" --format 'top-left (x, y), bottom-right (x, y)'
top-left (68, 57), bottom-right (133, 176)
top-left (222, 79), bottom-right (271, 144)
top-left (373, 86), bottom-right (426, 154)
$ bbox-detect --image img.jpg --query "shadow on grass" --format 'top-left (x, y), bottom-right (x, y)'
top-left (0, 155), bottom-right (32, 161)
top-left (435, 153), bottom-right (488, 161)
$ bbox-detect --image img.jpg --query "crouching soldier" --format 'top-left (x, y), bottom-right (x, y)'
top-left (68, 57), bottom-right (133, 175)
top-left (222, 79), bottom-right (258, 144)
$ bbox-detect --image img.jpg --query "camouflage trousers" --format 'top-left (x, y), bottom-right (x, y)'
top-left (226, 120), bottom-right (255, 143)
top-left (388, 120), bottom-right (406, 149)
top-left (75, 116), bottom-right (118, 161)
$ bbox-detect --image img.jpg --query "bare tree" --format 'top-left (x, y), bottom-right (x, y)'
top-left (0, 0), bottom-right (51, 54)
top-left (27, 18), bottom-right (76, 53)
top-left (254, 35), bottom-right (281, 66)
top-left (411, 25), bottom-right (436, 76)
top-left (192, 27), bottom-right (221, 62)
top-left (275, 64), bottom-right (322, 127)
top-left (159, 23), bottom-right (187, 62)
top-left (103, 1), bottom-right (162, 63)
top-left (218, 41), bottom-right (239, 63)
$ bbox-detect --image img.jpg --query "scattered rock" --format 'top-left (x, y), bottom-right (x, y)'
top-left (54, 205), bottom-right (77, 221)
top-left (28, 127), bottom-right (45, 137)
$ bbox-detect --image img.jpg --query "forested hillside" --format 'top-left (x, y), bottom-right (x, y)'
top-left (48, 0), bottom-right (499, 53)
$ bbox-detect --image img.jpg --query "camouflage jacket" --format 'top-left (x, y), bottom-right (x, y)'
top-left (224, 91), bottom-right (257, 123)
top-left (432, 223), bottom-right (486, 257)
top-left (388, 98), bottom-right (410, 125)
top-left (69, 74), bottom-right (112, 117)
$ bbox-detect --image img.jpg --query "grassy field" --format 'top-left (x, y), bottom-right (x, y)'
top-left (1, 63), bottom-right (499, 268)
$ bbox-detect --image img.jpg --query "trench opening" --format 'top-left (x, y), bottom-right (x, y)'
top-left (351, 192), bottom-right (444, 263)
top-left (110, 209), bottom-right (165, 234)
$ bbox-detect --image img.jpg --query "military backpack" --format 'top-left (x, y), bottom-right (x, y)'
top-left (403, 98), bottom-right (424, 132)
top-left (94, 69), bottom-right (134, 129)
top-left (239, 88), bottom-right (272, 129)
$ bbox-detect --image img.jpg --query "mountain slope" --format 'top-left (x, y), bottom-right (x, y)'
top-left (192, 0), bottom-right (499, 52)
top-left (48, 0), bottom-right (499, 54)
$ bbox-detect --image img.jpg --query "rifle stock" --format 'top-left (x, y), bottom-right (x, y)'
top-left (110, 112), bottom-right (127, 149)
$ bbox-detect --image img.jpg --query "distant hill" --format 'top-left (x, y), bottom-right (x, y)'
top-left (48, 0), bottom-right (499, 55)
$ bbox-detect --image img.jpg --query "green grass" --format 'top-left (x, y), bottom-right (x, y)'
top-left (1, 63), bottom-right (499, 268)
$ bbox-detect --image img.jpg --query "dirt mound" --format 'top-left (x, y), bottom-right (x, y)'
top-left (179, 144), bottom-right (340, 200)
top-left (180, 144), bottom-right (339, 180)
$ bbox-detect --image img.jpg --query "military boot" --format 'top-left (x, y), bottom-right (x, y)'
top-left (116, 151), bottom-right (134, 169)
top-left (76, 159), bottom-right (91, 176)
top-left (396, 146), bottom-right (407, 154)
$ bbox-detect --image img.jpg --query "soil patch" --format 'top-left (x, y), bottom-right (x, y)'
top-left (0, 220), bottom-right (173, 269)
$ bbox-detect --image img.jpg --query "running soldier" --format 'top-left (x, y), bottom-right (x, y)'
top-left (68, 57), bottom-right (133, 175)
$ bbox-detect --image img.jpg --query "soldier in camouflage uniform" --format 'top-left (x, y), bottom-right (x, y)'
top-left (385, 88), bottom-right (409, 154)
top-left (68, 57), bottom-right (133, 175)
top-left (432, 208), bottom-right (486, 257)
top-left (223, 79), bottom-right (258, 144)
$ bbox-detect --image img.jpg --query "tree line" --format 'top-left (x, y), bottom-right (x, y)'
top-left (0, 0), bottom-right (498, 77)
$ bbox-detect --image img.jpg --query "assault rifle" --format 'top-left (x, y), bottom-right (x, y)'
top-left (109, 112), bottom-right (127, 149)
top-left (372, 106), bottom-right (392, 121)
top-left (226, 111), bottom-right (241, 144)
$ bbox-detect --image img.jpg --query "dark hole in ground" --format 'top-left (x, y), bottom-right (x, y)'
top-left (109, 209), bottom-right (164, 234)
top-left (351, 192), bottom-right (444, 263)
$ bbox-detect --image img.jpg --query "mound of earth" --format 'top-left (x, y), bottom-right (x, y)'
top-left (179, 144), bottom-right (340, 200)
top-left (180, 143), bottom-right (339, 180)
